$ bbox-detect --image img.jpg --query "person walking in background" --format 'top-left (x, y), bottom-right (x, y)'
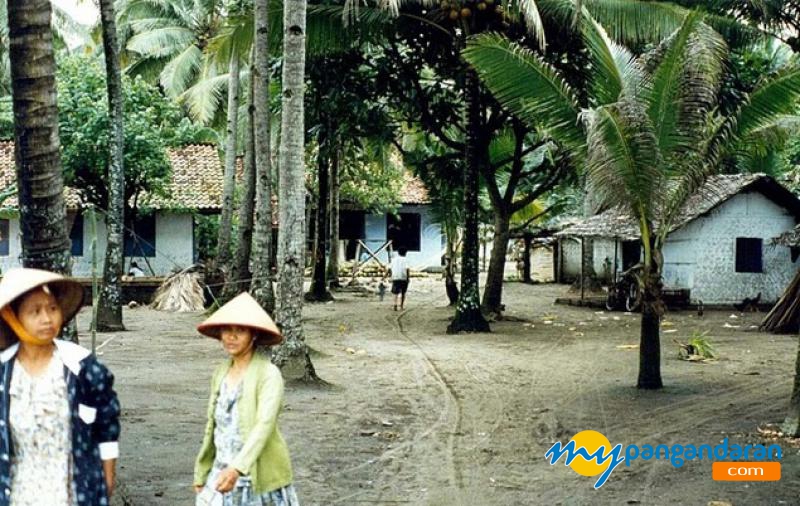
top-left (194, 292), bottom-right (298, 506)
top-left (0, 268), bottom-right (121, 506)
top-left (390, 247), bottom-right (410, 311)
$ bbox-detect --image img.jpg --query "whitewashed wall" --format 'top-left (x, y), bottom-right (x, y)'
top-left (558, 237), bottom-right (618, 283)
top-left (362, 205), bottom-right (443, 269)
top-left (663, 192), bottom-right (798, 304)
top-left (558, 191), bottom-right (799, 303)
top-left (0, 212), bottom-right (194, 276)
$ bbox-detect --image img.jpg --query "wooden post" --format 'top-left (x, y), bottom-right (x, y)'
top-left (350, 241), bottom-right (361, 283)
top-left (89, 206), bottom-right (98, 353)
top-left (556, 237), bottom-right (563, 284)
top-left (580, 237), bottom-right (585, 301)
top-left (523, 234), bottom-right (532, 283)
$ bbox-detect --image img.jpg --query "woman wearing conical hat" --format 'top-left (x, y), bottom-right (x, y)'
top-left (0, 268), bottom-right (121, 506)
top-left (193, 292), bottom-right (298, 506)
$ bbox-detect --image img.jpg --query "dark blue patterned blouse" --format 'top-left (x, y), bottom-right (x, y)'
top-left (0, 340), bottom-right (121, 506)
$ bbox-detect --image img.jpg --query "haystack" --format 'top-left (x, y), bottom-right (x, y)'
top-left (151, 266), bottom-right (205, 312)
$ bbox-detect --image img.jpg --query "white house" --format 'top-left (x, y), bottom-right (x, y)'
top-left (0, 142), bottom-right (223, 276)
top-left (338, 174), bottom-right (444, 270)
top-left (556, 174), bottom-right (800, 305)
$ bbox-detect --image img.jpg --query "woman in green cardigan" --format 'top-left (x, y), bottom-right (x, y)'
top-left (194, 293), bottom-right (298, 506)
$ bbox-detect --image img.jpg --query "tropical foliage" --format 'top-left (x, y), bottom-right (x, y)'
top-left (463, 10), bottom-right (800, 387)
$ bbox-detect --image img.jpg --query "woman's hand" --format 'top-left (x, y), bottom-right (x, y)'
top-left (102, 459), bottom-right (117, 497)
top-left (194, 485), bottom-right (204, 494)
top-left (214, 467), bottom-right (241, 493)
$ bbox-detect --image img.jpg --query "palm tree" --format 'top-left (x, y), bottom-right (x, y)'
top-left (464, 11), bottom-right (800, 388)
top-left (96, 0), bottom-right (127, 332)
top-left (7, 1), bottom-right (72, 273)
top-left (118, 0), bottom-right (224, 98)
top-left (216, 42), bottom-right (241, 271)
top-left (249, 0), bottom-right (277, 313)
top-left (272, 0), bottom-right (318, 379)
top-left (222, 60), bottom-right (256, 302)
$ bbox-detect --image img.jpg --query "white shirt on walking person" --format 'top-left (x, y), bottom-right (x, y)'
top-left (390, 254), bottom-right (409, 281)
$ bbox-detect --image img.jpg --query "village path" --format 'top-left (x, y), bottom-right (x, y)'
top-left (83, 278), bottom-right (800, 505)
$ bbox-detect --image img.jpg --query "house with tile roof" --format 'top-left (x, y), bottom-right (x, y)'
top-left (0, 141), bottom-right (444, 275)
top-left (555, 174), bottom-right (800, 305)
top-left (0, 142), bottom-right (223, 276)
top-left (338, 172), bottom-right (443, 270)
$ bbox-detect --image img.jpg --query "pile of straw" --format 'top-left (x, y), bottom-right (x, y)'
top-left (152, 266), bottom-right (205, 312)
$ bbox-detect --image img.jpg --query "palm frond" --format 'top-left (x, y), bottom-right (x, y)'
top-left (734, 62), bottom-right (800, 138)
top-left (515, 0), bottom-right (547, 49)
top-left (160, 44), bottom-right (203, 97)
top-left (125, 55), bottom-right (171, 81)
top-left (307, 4), bottom-right (394, 56)
top-left (463, 34), bottom-right (584, 160)
top-left (180, 70), bottom-right (229, 125)
top-left (584, 0), bottom-right (690, 46)
top-left (583, 100), bottom-right (661, 224)
top-left (126, 26), bottom-right (196, 58)
top-left (647, 13), bottom-right (727, 166)
top-left (581, 13), bottom-right (644, 104)
top-left (51, 4), bottom-right (90, 47)
top-left (208, 13), bottom-right (253, 66)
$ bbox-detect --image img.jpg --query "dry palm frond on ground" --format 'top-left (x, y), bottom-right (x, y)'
top-left (151, 267), bottom-right (205, 312)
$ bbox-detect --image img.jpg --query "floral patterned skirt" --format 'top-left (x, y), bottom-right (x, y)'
top-left (196, 466), bottom-right (298, 506)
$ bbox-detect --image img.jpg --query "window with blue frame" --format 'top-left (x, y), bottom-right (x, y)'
top-left (124, 213), bottom-right (156, 257)
top-left (70, 214), bottom-right (84, 256)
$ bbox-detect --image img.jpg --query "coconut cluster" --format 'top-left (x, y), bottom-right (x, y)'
top-left (440, 0), bottom-right (503, 21)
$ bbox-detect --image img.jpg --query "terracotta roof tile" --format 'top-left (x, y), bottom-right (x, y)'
top-left (400, 173), bottom-right (430, 204)
top-left (0, 141), bottom-right (223, 211)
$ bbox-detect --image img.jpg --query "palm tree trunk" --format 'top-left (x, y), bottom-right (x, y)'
top-left (8, 0), bottom-right (71, 272)
top-left (447, 69), bottom-right (490, 334)
top-left (96, 0), bottom-right (126, 332)
top-left (222, 75), bottom-right (256, 302)
top-left (217, 52), bottom-right (241, 270)
top-left (306, 138), bottom-right (332, 302)
top-left (637, 240), bottom-right (663, 389)
top-left (481, 211), bottom-right (510, 315)
top-left (8, 0), bottom-right (75, 340)
top-left (782, 338), bottom-right (800, 436)
top-left (250, 0), bottom-right (276, 313)
top-left (522, 235), bottom-right (532, 283)
top-left (326, 146), bottom-right (341, 288)
top-left (445, 226), bottom-right (459, 306)
top-left (272, 0), bottom-right (317, 380)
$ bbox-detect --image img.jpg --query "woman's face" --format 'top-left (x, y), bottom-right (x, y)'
top-left (220, 325), bottom-right (254, 357)
top-left (17, 289), bottom-right (63, 342)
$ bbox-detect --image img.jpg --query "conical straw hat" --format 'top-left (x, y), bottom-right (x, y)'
top-left (0, 268), bottom-right (84, 321)
top-left (197, 292), bottom-right (282, 346)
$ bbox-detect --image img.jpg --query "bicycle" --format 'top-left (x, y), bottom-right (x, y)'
top-left (606, 264), bottom-right (642, 312)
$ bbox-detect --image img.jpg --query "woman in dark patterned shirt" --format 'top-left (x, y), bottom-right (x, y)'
top-left (0, 268), bottom-right (121, 506)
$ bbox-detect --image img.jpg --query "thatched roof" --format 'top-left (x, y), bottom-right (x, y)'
top-left (557, 174), bottom-right (800, 240)
top-left (772, 224), bottom-right (800, 247)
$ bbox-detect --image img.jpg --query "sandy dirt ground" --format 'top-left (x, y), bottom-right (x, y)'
top-left (78, 277), bottom-right (800, 506)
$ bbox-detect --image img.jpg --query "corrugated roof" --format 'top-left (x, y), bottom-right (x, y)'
top-left (0, 141), bottom-right (223, 211)
top-left (557, 174), bottom-right (800, 239)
